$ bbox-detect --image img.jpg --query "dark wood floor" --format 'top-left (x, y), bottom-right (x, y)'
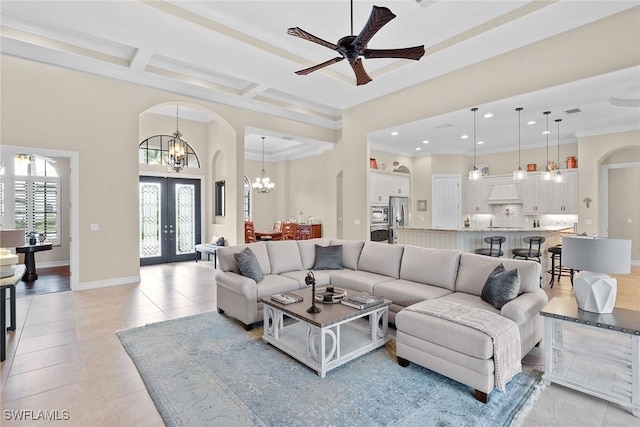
top-left (16, 265), bottom-right (70, 297)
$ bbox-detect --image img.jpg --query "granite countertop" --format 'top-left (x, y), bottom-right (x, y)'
top-left (399, 226), bottom-right (572, 233)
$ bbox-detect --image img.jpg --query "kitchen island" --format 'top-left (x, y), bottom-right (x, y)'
top-left (396, 226), bottom-right (573, 275)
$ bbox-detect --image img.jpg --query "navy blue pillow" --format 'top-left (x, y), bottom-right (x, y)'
top-left (313, 244), bottom-right (343, 270)
top-left (234, 248), bottom-right (264, 283)
top-left (481, 264), bottom-right (520, 310)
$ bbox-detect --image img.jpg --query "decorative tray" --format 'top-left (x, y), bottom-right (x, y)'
top-left (314, 287), bottom-right (347, 304)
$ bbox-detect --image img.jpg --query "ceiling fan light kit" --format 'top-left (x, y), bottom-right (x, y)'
top-left (287, 1), bottom-right (425, 86)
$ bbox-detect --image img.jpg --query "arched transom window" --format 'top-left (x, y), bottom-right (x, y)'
top-left (138, 135), bottom-right (200, 168)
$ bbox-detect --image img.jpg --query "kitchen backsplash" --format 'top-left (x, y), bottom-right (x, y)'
top-left (468, 204), bottom-right (577, 229)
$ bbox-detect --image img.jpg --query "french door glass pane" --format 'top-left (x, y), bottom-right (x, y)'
top-left (140, 182), bottom-right (162, 258)
top-left (175, 183), bottom-right (195, 255)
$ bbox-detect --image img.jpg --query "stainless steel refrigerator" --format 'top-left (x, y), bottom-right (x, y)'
top-left (388, 196), bottom-right (409, 244)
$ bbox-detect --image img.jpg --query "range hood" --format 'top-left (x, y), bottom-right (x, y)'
top-left (487, 183), bottom-right (522, 204)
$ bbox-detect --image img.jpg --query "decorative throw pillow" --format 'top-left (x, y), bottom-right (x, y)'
top-left (215, 237), bottom-right (225, 246)
top-left (234, 248), bottom-right (264, 283)
top-left (481, 264), bottom-right (520, 310)
top-left (313, 244), bottom-right (344, 270)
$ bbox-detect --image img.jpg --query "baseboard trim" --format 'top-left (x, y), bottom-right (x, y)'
top-left (631, 260), bottom-right (639, 267)
top-left (38, 260), bottom-right (70, 268)
top-left (76, 275), bottom-right (140, 291)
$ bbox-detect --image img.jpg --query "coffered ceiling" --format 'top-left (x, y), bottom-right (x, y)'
top-left (2, 1), bottom-right (638, 160)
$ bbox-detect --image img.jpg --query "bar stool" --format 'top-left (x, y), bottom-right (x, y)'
top-left (512, 236), bottom-right (545, 263)
top-left (547, 245), bottom-right (575, 288)
top-left (475, 236), bottom-right (506, 258)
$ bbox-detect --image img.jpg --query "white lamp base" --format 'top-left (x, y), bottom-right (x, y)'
top-left (573, 271), bottom-right (617, 314)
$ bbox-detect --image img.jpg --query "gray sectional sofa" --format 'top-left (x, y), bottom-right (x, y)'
top-left (215, 238), bottom-right (547, 401)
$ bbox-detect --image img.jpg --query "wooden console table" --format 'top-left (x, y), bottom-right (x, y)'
top-left (16, 243), bottom-right (53, 281)
top-left (540, 298), bottom-right (640, 417)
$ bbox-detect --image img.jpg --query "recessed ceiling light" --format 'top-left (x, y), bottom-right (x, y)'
top-left (391, 131), bottom-right (399, 136)
top-left (527, 120), bottom-right (536, 125)
top-left (415, 147), bottom-right (422, 151)
top-left (422, 140), bottom-right (430, 144)
top-left (542, 130), bottom-right (551, 135)
top-left (483, 113), bottom-right (493, 118)
top-left (477, 141), bottom-right (485, 145)
top-left (461, 134), bottom-right (469, 139)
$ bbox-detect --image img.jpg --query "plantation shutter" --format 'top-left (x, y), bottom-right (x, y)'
top-left (13, 177), bottom-right (59, 243)
top-left (14, 179), bottom-right (28, 230)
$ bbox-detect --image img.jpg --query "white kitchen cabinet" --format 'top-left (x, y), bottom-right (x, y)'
top-left (467, 179), bottom-right (490, 213)
top-left (522, 174), bottom-right (550, 213)
top-left (369, 172), bottom-right (411, 203)
top-left (549, 170), bottom-right (578, 213)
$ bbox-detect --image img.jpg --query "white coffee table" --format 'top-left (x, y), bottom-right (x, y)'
top-left (261, 287), bottom-right (390, 378)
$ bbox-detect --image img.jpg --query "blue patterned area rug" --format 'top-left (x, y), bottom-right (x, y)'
top-left (117, 311), bottom-right (543, 427)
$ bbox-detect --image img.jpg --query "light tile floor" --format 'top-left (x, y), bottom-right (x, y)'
top-left (1, 261), bottom-right (639, 426)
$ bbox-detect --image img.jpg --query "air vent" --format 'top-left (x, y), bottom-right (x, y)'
top-left (564, 108), bottom-right (582, 114)
top-left (282, 136), bottom-right (294, 140)
top-left (435, 123), bottom-right (453, 129)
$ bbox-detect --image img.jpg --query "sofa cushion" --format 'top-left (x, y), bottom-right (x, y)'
top-left (330, 270), bottom-right (393, 294)
top-left (481, 264), bottom-right (520, 310)
top-left (234, 248), bottom-right (264, 283)
top-left (313, 245), bottom-right (343, 270)
top-left (330, 240), bottom-right (364, 270)
top-left (396, 306), bottom-right (494, 360)
top-left (373, 279), bottom-right (452, 308)
top-left (454, 253), bottom-right (539, 296)
top-left (297, 238), bottom-right (331, 269)
top-left (255, 275), bottom-right (301, 298)
top-left (357, 242), bottom-right (404, 278)
top-left (400, 246), bottom-right (460, 291)
top-left (218, 242), bottom-right (271, 275)
top-left (266, 240), bottom-right (304, 274)
top-left (281, 270), bottom-right (332, 287)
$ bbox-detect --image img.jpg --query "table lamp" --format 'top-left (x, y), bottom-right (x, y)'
top-left (562, 235), bottom-right (632, 314)
top-left (0, 229), bottom-right (26, 278)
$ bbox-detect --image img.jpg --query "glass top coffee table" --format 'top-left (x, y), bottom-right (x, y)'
top-left (260, 287), bottom-right (391, 378)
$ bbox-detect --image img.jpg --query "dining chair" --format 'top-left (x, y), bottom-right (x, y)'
top-left (244, 221), bottom-right (257, 243)
top-left (281, 222), bottom-right (297, 240)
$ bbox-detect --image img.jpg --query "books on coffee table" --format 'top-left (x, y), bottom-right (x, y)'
top-left (341, 291), bottom-right (384, 309)
top-left (271, 293), bottom-right (303, 305)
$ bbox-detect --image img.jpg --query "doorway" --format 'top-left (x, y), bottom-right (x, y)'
top-left (139, 176), bottom-right (201, 265)
top-left (432, 175), bottom-right (461, 229)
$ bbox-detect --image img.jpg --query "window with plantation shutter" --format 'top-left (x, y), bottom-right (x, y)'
top-left (2, 155), bottom-right (60, 245)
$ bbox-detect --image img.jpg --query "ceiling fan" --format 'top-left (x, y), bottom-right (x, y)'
top-left (287, 1), bottom-right (425, 86)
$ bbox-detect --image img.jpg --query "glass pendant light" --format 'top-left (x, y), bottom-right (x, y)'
top-left (468, 107), bottom-right (481, 181)
top-left (541, 111), bottom-right (553, 181)
top-left (554, 119), bottom-right (563, 183)
top-left (513, 107), bottom-right (527, 180)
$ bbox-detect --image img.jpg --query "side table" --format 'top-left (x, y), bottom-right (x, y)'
top-left (540, 297), bottom-right (640, 417)
top-left (1, 265), bottom-right (26, 362)
top-left (16, 243), bottom-right (53, 281)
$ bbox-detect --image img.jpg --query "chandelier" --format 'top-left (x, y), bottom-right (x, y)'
top-left (168, 105), bottom-right (187, 173)
top-left (252, 136), bottom-right (275, 193)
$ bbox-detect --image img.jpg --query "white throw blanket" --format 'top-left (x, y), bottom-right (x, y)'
top-left (406, 299), bottom-right (521, 391)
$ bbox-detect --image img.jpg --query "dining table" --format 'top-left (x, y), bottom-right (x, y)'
top-left (255, 231), bottom-right (282, 241)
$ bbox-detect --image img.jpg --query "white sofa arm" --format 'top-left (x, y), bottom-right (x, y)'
top-left (501, 289), bottom-right (548, 326)
top-left (215, 270), bottom-right (257, 300)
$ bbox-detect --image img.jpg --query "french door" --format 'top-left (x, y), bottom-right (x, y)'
top-left (139, 176), bottom-right (201, 265)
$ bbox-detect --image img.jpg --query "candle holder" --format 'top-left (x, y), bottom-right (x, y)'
top-left (305, 271), bottom-right (321, 313)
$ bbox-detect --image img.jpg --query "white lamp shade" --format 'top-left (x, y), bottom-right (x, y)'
top-left (562, 235), bottom-right (631, 274)
top-left (0, 229), bottom-right (26, 248)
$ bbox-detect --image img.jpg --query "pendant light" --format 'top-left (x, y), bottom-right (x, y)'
top-left (554, 119), bottom-right (563, 183)
top-left (541, 111), bottom-right (552, 181)
top-left (252, 137), bottom-right (275, 193)
top-left (168, 105), bottom-right (187, 173)
top-left (513, 107), bottom-right (527, 180)
top-left (468, 107), bottom-right (481, 181)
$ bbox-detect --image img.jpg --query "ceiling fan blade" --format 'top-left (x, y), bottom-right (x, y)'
top-left (295, 57), bottom-right (344, 75)
top-left (364, 46), bottom-right (426, 60)
top-left (287, 27), bottom-right (339, 51)
top-left (349, 58), bottom-right (373, 86)
top-left (352, 6), bottom-right (396, 49)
